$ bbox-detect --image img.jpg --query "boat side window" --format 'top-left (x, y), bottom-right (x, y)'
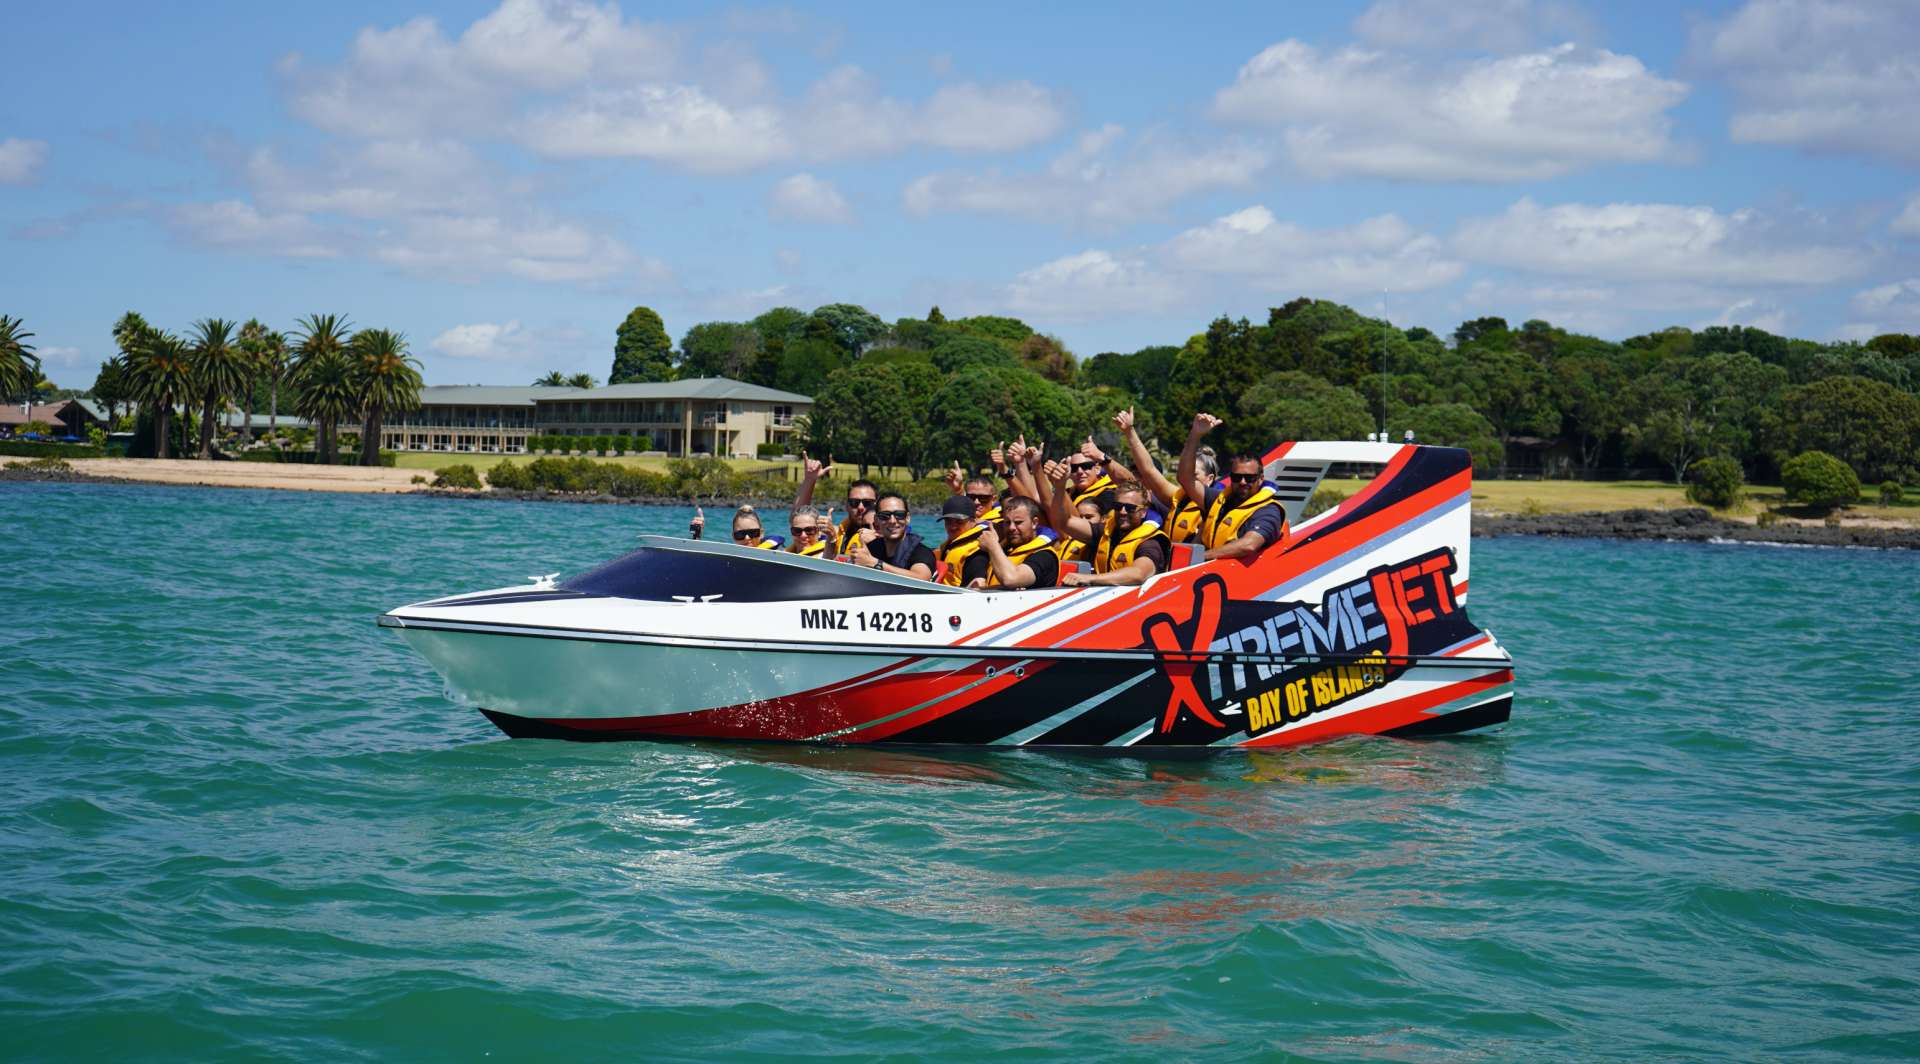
top-left (559, 547), bottom-right (944, 602)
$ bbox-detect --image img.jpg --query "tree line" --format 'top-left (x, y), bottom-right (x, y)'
top-left (607, 296), bottom-right (1919, 487)
top-left (94, 312), bottom-right (422, 463)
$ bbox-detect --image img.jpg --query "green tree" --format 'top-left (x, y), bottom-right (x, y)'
top-left (292, 314), bottom-right (354, 463)
top-left (805, 362), bottom-right (913, 476)
top-left (611, 306), bottom-right (673, 383)
top-left (1172, 318), bottom-right (1262, 453)
top-left (350, 328), bottom-right (423, 466)
top-left (951, 315), bottom-right (1033, 347)
top-left (1237, 371), bottom-right (1373, 446)
top-left (808, 303), bottom-right (887, 357)
top-left (0, 314), bottom-right (40, 403)
top-left (126, 329), bottom-right (194, 459)
top-left (1769, 375), bottom-right (1920, 484)
top-left (1686, 456), bottom-right (1745, 509)
top-left (90, 358), bottom-right (133, 421)
top-left (1467, 345), bottom-right (1555, 476)
top-left (1550, 351), bottom-right (1630, 473)
top-left (188, 318), bottom-right (247, 460)
top-left (746, 307), bottom-right (807, 385)
top-left (1453, 316), bottom-right (1510, 347)
top-left (1017, 333), bottom-right (1076, 385)
top-left (678, 321), bottom-right (761, 379)
top-left (774, 335), bottom-right (845, 396)
top-left (929, 368), bottom-right (1017, 470)
top-left (533, 371), bottom-right (569, 386)
top-left (1395, 402), bottom-right (1503, 472)
top-left (931, 334), bottom-right (1017, 374)
top-left (567, 372), bottom-right (596, 389)
top-left (1780, 450), bottom-right (1860, 512)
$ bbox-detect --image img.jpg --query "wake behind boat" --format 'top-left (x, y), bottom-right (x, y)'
top-left (379, 440), bottom-right (1514, 749)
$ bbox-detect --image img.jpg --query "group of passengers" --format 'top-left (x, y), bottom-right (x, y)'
top-left (695, 410), bottom-right (1288, 591)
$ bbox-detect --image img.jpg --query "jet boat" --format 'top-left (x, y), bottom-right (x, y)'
top-left (380, 441), bottom-right (1514, 749)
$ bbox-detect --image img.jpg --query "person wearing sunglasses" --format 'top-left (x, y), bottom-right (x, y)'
top-left (848, 491), bottom-right (936, 579)
top-left (964, 496), bottom-right (1060, 589)
top-left (1110, 406), bottom-right (1216, 543)
top-left (1056, 483), bottom-right (1170, 587)
top-left (1064, 439), bottom-right (1118, 512)
top-left (792, 451), bottom-right (878, 556)
top-left (931, 475), bottom-right (1002, 585)
top-left (1179, 413), bottom-right (1286, 562)
top-left (786, 504), bottom-right (830, 558)
top-left (728, 504), bottom-right (785, 550)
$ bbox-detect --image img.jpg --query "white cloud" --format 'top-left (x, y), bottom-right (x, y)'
top-left (1694, 297), bottom-right (1789, 335)
top-left (243, 139), bottom-right (514, 219)
top-left (1163, 206), bottom-right (1465, 292)
top-left (1354, 0), bottom-right (1595, 52)
top-left (1452, 198), bottom-right (1870, 284)
top-left (519, 84), bottom-right (790, 172)
top-left (1001, 204), bottom-right (1460, 321)
top-left (1893, 194), bottom-right (1920, 237)
top-left (36, 345), bottom-right (88, 368)
top-left (431, 320), bottom-right (531, 360)
top-left (0, 137), bottom-right (49, 184)
top-left (1004, 250), bottom-right (1189, 321)
top-left (166, 200), bottom-right (345, 258)
top-left (1842, 278), bottom-right (1920, 335)
top-left (769, 173), bottom-right (852, 223)
top-left (1696, 0), bottom-right (1920, 164)
top-left (1213, 40), bottom-right (1687, 180)
top-left (373, 212), bottom-right (666, 285)
top-left (904, 125), bottom-right (1269, 227)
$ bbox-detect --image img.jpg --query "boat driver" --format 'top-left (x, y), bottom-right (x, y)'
top-left (1179, 413), bottom-right (1287, 561)
top-left (849, 491), bottom-right (936, 579)
top-left (1058, 483), bottom-right (1171, 587)
top-left (964, 496), bottom-right (1059, 589)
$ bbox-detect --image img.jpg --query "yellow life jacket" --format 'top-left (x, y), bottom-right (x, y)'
top-left (1055, 534), bottom-right (1089, 564)
top-left (1070, 474), bottom-right (1115, 510)
top-left (1167, 488), bottom-right (1204, 543)
top-left (985, 529), bottom-right (1059, 588)
top-left (1093, 513), bottom-right (1171, 574)
top-left (937, 525), bottom-right (986, 586)
top-left (792, 539), bottom-right (826, 558)
top-left (834, 521), bottom-right (866, 557)
top-left (755, 538), bottom-right (784, 550)
top-left (1200, 485), bottom-right (1282, 550)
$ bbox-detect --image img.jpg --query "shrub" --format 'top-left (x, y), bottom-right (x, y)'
top-left (1304, 487), bottom-right (1348, 518)
top-left (410, 474), bottom-right (428, 485)
top-left (1685, 456), bottom-right (1745, 509)
top-left (4, 455), bottom-right (75, 473)
top-left (1880, 480), bottom-right (1905, 506)
top-left (0, 440), bottom-right (105, 459)
top-left (1519, 497), bottom-right (1548, 517)
top-left (757, 442), bottom-right (787, 458)
top-left (1756, 509), bottom-right (1781, 528)
top-left (86, 425), bottom-right (108, 449)
top-left (1780, 450), bottom-right (1859, 512)
top-left (486, 459), bottom-right (532, 491)
top-left (432, 463), bottom-right (483, 490)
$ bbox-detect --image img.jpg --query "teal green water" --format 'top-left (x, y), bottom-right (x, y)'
top-left (2, 482), bottom-right (1916, 1062)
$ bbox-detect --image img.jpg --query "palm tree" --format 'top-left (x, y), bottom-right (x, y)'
top-left (236, 319), bottom-right (268, 438)
top-left (91, 358), bottom-right (133, 422)
top-left (0, 314), bottom-right (40, 404)
top-left (566, 372), bottom-right (597, 389)
top-left (188, 318), bottom-right (247, 459)
top-left (292, 314), bottom-right (353, 463)
top-left (262, 330), bottom-right (289, 433)
top-left (533, 371), bottom-right (568, 386)
top-left (350, 328), bottom-right (423, 466)
top-left (111, 311), bottom-right (151, 422)
top-left (127, 330), bottom-right (194, 458)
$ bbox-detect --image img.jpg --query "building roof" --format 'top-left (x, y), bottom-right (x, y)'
top-left (567, 378), bottom-right (813, 404)
top-left (0, 400), bottom-right (97, 426)
top-left (417, 385), bottom-right (588, 407)
top-left (414, 378), bottom-right (813, 407)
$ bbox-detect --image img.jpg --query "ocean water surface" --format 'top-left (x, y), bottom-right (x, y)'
top-left (1, 481), bottom-right (1916, 1061)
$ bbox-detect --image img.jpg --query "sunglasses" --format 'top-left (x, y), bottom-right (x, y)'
top-left (1068, 461), bottom-right (1097, 471)
top-left (732, 528), bottom-right (762, 541)
top-left (966, 493), bottom-right (995, 504)
top-left (791, 525), bottom-right (819, 537)
top-left (845, 497), bottom-right (875, 510)
top-left (876, 509), bottom-right (908, 521)
top-left (1112, 502), bottom-right (1143, 514)
top-left (1229, 473), bottom-right (1262, 484)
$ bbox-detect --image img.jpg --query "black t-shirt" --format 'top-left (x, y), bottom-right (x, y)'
top-left (961, 545), bottom-right (1059, 588)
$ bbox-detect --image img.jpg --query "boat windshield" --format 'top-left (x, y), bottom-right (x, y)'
top-left (560, 543), bottom-right (949, 602)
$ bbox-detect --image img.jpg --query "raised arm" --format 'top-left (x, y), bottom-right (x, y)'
top-left (794, 452), bottom-right (831, 507)
top-left (1081, 436), bottom-right (1135, 487)
top-left (1178, 413), bottom-right (1220, 509)
top-left (1006, 436), bottom-right (1040, 502)
top-left (1116, 407), bottom-right (1176, 508)
top-left (1045, 459), bottom-right (1096, 544)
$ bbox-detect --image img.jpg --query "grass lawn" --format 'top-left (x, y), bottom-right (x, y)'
top-left (1318, 474), bottom-right (1919, 524)
top-left (389, 452), bottom-right (796, 475)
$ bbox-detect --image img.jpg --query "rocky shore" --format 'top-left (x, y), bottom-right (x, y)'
top-left (1474, 507), bottom-right (1920, 550)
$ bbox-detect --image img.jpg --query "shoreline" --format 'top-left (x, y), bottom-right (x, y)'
top-left (11, 462), bottom-right (1917, 550)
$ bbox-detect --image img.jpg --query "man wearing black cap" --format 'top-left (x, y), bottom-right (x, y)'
top-left (933, 493), bottom-right (984, 586)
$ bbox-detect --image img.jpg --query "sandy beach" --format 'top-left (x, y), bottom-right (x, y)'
top-left (71, 458), bottom-right (426, 493)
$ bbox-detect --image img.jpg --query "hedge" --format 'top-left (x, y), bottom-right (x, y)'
top-left (0, 440), bottom-right (107, 459)
top-left (236, 449), bottom-right (398, 467)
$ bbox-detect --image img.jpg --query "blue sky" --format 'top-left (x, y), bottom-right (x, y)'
top-left (4, 0), bottom-right (1919, 388)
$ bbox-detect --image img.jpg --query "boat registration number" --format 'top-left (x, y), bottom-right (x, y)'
top-left (798, 608), bottom-right (934, 634)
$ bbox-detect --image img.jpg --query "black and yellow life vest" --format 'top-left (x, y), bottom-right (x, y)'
top-left (834, 521), bottom-right (866, 557)
top-left (1055, 534), bottom-right (1089, 564)
top-left (934, 505), bottom-right (1000, 586)
top-left (1167, 488), bottom-right (1204, 543)
top-left (1093, 513), bottom-right (1170, 574)
top-left (1069, 474), bottom-right (1115, 510)
top-left (791, 539), bottom-right (826, 558)
top-left (754, 536), bottom-right (786, 551)
top-left (1200, 485), bottom-right (1282, 550)
top-left (984, 528), bottom-right (1059, 588)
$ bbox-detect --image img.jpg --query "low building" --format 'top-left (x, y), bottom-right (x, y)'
top-left (381, 378), bottom-right (811, 458)
top-left (0, 400), bottom-right (107, 438)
